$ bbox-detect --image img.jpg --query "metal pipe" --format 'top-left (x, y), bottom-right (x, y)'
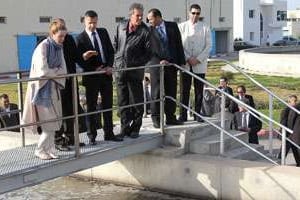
top-left (220, 93), bottom-right (225, 155)
top-left (17, 72), bottom-right (25, 147)
top-left (208, 58), bottom-right (300, 116)
top-left (166, 95), bottom-right (279, 165)
top-left (160, 64), bottom-right (165, 134)
top-left (72, 77), bottom-right (80, 157)
top-left (268, 94), bottom-right (273, 155)
top-left (281, 128), bottom-right (286, 165)
top-left (143, 80), bottom-right (147, 118)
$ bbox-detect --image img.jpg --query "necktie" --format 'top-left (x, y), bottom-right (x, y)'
top-left (157, 26), bottom-right (167, 44)
top-left (92, 32), bottom-right (103, 64)
top-left (242, 113), bottom-right (248, 129)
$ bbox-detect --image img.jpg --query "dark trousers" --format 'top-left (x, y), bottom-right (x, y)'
top-left (150, 65), bottom-right (178, 122)
top-left (117, 79), bottom-right (144, 135)
top-left (279, 140), bottom-right (300, 166)
top-left (248, 130), bottom-right (259, 144)
top-left (286, 141), bottom-right (300, 165)
top-left (85, 76), bottom-right (113, 141)
top-left (179, 69), bottom-right (205, 120)
top-left (55, 78), bottom-right (84, 145)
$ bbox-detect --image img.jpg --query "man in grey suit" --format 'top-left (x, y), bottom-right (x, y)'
top-left (0, 94), bottom-right (20, 132)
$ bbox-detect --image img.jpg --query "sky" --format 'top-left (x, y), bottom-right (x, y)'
top-left (287, 0), bottom-right (300, 9)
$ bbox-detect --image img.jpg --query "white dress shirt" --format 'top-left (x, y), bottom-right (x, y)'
top-left (85, 29), bottom-right (106, 63)
top-left (179, 20), bottom-right (211, 74)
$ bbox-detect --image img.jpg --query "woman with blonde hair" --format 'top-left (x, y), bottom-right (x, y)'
top-left (22, 19), bottom-right (67, 160)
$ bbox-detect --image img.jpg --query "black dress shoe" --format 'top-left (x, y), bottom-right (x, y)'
top-left (104, 135), bottom-right (123, 142)
top-left (166, 119), bottom-right (184, 125)
top-left (178, 116), bottom-right (187, 122)
top-left (129, 132), bottom-right (139, 138)
top-left (67, 141), bottom-right (86, 147)
top-left (55, 144), bottom-right (71, 151)
top-left (197, 118), bottom-right (205, 123)
top-left (89, 140), bottom-right (97, 145)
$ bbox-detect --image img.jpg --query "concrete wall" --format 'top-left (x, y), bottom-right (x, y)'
top-left (74, 153), bottom-right (300, 199)
top-left (239, 46), bottom-right (300, 77)
top-left (0, 0), bottom-right (186, 73)
top-left (0, 0), bottom-right (234, 73)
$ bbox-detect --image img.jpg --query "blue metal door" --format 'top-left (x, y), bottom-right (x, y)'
top-left (210, 29), bottom-right (216, 56)
top-left (17, 35), bottom-right (37, 71)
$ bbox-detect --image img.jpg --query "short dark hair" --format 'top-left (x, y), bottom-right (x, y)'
top-left (84, 10), bottom-right (98, 18)
top-left (237, 85), bottom-right (246, 93)
top-left (148, 8), bottom-right (162, 18)
top-left (220, 77), bottom-right (228, 82)
top-left (288, 95), bottom-right (298, 101)
top-left (0, 94), bottom-right (8, 99)
top-left (190, 4), bottom-right (201, 11)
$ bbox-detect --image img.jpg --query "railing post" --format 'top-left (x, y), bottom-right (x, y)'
top-left (281, 128), bottom-right (286, 165)
top-left (17, 72), bottom-right (25, 147)
top-left (268, 94), bottom-right (273, 155)
top-left (160, 65), bottom-right (165, 134)
top-left (220, 93), bottom-right (225, 155)
top-left (72, 76), bottom-right (80, 157)
top-left (143, 80), bottom-right (147, 118)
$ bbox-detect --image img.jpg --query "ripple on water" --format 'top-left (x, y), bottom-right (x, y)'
top-left (0, 177), bottom-right (199, 200)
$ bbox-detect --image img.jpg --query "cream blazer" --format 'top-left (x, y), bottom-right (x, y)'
top-left (179, 20), bottom-right (211, 74)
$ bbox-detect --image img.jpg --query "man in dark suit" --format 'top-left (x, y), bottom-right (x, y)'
top-left (231, 99), bottom-right (262, 144)
top-left (214, 77), bottom-right (233, 113)
top-left (114, 3), bottom-right (152, 138)
top-left (77, 10), bottom-right (122, 145)
top-left (277, 95), bottom-right (300, 166)
top-left (147, 8), bottom-right (186, 128)
top-left (229, 85), bottom-right (255, 114)
top-left (0, 94), bottom-right (20, 132)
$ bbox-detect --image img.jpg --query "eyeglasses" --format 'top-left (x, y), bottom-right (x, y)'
top-left (237, 91), bottom-right (244, 94)
top-left (191, 12), bottom-right (200, 15)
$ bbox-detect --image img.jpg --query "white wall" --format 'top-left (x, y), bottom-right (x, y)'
top-left (244, 0), bottom-right (261, 45)
top-left (0, 0), bottom-right (242, 73)
top-left (233, 0), bottom-right (244, 40)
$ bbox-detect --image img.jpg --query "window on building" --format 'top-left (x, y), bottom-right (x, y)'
top-left (115, 17), bottom-right (125, 23)
top-left (173, 17), bottom-right (181, 23)
top-left (249, 10), bottom-right (255, 18)
top-left (0, 16), bottom-right (7, 24)
top-left (250, 32), bottom-right (255, 41)
top-left (219, 17), bottom-right (225, 22)
top-left (39, 16), bottom-right (52, 23)
top-left (277, 11), bottom-right (287, 21)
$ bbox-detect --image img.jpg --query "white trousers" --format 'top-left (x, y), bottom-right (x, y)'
top-left (35, 130), bottom-right (55, 154)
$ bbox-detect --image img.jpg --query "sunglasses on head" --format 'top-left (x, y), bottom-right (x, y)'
top-left (191, 12), bottom-right (200, 15)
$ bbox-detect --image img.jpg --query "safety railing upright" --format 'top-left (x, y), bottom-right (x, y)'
top-left (0, 64), bottom-right (165, 158)
top-left (172, 63), bottom-right (299, 165)
top-left (209, 58), bottom-right (300, 156)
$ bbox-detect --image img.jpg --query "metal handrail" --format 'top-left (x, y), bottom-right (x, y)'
top-left (166, 95), bottom-right (279, 165)
top-left (208, 58), bottom-right (300, 159)
top-left (0, 61), bottom-right (297, 165)
top-left (208, 58), bottom-right (300, 115)
top-left (173, 63), bottom-right (299, 165)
